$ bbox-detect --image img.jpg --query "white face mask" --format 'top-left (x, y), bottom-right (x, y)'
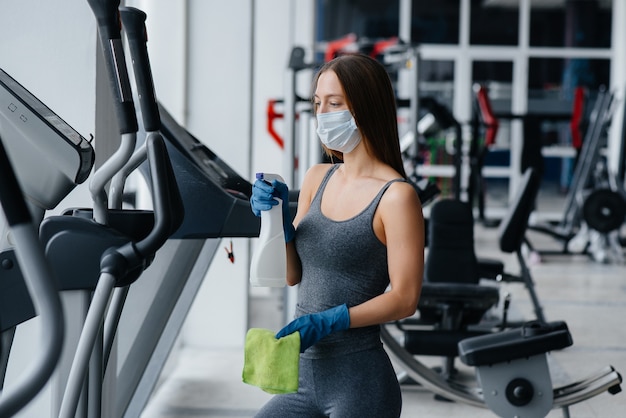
top-left (316, 110), bottom-right (361, 154)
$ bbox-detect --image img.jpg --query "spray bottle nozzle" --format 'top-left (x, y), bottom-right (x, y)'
top-left (256, 172), bottom-right (274, 187)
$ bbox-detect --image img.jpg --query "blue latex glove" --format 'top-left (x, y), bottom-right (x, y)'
top-left (276, 304), bottom-right (350, 352)
top-left (250, 179), bottom-right (279, 216)
top-left (250, 179), bottom-right (295, 242)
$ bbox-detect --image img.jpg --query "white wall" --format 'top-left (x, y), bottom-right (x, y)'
top-left (251, 0), bottom-right (317, 182)
top-left (0, 1), bottom-right (96, 137)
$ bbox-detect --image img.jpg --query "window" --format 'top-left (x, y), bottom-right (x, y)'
top-left (529, 57), bottom-right (610, 92)
top-left (411, 0), bottom-right (460, 44)
top-left (473, 61), bottom-right (513, 85)
top-left (530, 0), bottom-right (611, 48)
top-left (470, 0), bottom-right (519, 46)
top-left (317, 0), bottom-right (399, 40)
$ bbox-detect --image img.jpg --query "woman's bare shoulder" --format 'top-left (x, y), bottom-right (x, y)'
top-left (382, 180), bottom-right (422, 210)
top-left (301, 163), bottom-right (334, 191)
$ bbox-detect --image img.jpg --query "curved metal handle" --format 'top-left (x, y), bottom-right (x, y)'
top-left (87, 0), bottom-right (140, 223)
top-left (135, 134), bottom-right (183, 257)
top-left (108, 6), bottom-right (163, 209)
top-left (0, 137), bottom-right (64, 417)
top-left (102, 134), bottom-right (183, 277)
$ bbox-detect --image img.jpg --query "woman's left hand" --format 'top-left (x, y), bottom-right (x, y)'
top-left (276, 304), bottom-right (350, 352)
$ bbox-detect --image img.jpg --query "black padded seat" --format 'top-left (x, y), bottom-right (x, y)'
top-left (458, 320), bottom-right (574, 418)
top-left (425, 199), bottom-right (480, 284)
top-left (458, 321), bottom-right (572, 367)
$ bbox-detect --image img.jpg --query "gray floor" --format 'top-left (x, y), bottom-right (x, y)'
top-left (141, 188), bottom-right (626, 418)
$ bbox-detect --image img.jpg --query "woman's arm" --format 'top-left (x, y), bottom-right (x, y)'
top-left (285, 164), bottom-right (333, 286)
top-left (348, 181), bottom-right (425, 327)
top-left (285, 240), bottom-right (301, 286)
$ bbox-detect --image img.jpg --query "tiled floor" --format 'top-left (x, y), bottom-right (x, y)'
top-left (141, 189), bottom-right (626, 418)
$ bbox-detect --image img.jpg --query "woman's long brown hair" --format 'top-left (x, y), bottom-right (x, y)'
top-left (313, 53), bottom-right (407, 178)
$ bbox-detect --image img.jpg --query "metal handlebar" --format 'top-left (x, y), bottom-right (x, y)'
top-left (0, 136), bottom-right (64, 418)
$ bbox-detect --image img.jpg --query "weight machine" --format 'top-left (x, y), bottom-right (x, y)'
top-left (382, 168), bottom-right (622, 417)
top-left (523, 88), bottom-right (626, 263)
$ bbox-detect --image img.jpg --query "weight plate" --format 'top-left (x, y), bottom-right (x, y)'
top-left (582, 189), bottom-right (626, 233)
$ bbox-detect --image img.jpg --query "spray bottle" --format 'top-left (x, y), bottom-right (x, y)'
top-left (249, 173), bottom-right (287, 287)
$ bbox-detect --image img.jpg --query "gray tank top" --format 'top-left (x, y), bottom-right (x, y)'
top-left (294, 164), bottom-right (406, 358)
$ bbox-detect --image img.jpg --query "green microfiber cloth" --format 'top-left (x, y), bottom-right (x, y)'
top-left (242, 328), bottom-right (300, 394)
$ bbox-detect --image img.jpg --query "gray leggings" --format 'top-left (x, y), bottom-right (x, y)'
top-left (254, 346), bottom-right (402, 418)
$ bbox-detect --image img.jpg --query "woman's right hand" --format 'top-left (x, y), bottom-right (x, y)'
top-left (250, 179), bottom-right (279, 216)
top-left (250, 178), bottom-right (296, 243)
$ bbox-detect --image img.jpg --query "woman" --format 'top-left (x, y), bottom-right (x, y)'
top-left (250, 53), bottom-right (425, 417)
